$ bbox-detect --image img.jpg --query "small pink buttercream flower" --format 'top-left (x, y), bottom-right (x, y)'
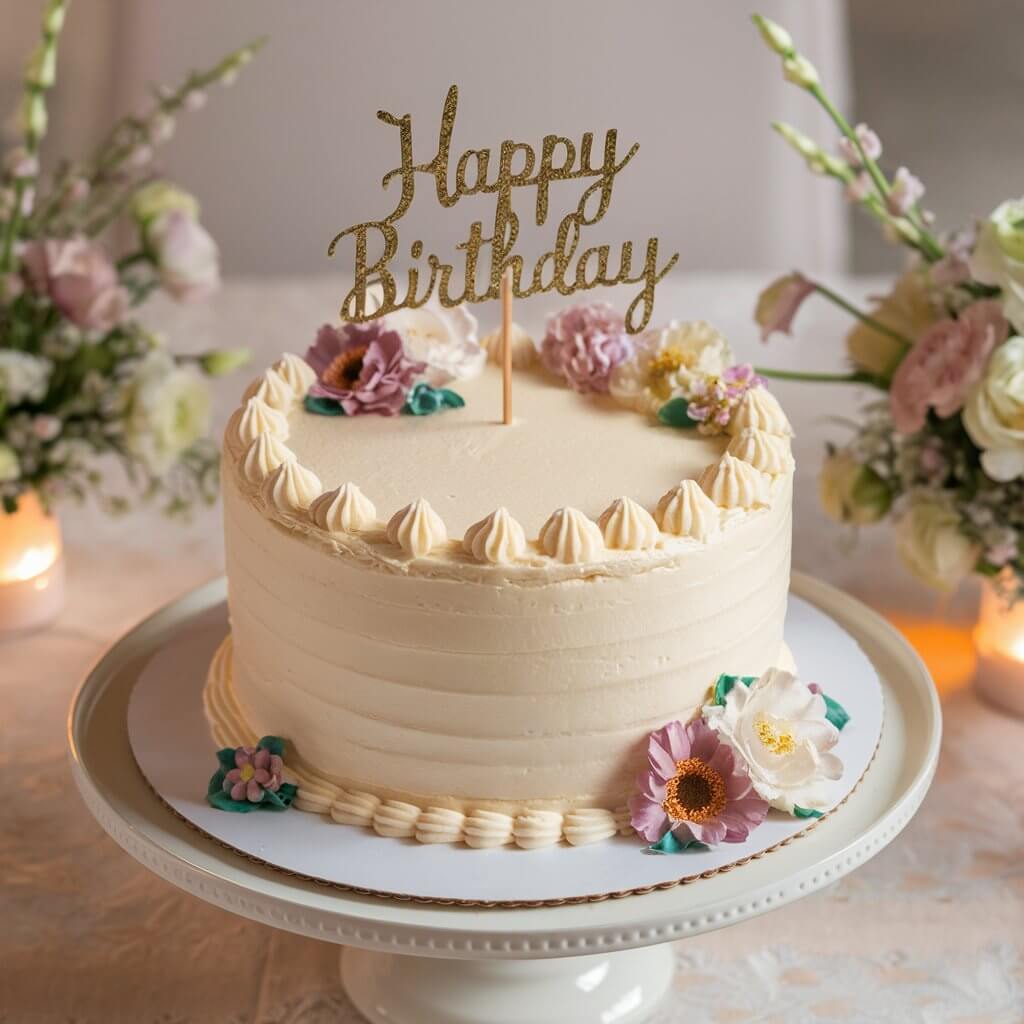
top-left (629, 717), bottom-right (768, 847)
top-left (223, 745), bottom-right (284, 804)
top-left (890, 300), bottom-right (1009, 435)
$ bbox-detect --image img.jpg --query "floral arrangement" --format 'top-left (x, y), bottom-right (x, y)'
top-left (0, 0), bottom-right (258, 516)
top-left (207, 736), bottom-right (297, 813)
top-left (537, 300), bottom-right (785, 436)
top-left (301, 298), bottom-right (483, 417)
top-left (750, 13), bottom-right (1024, 601)
top-left (630, 668), bottom-right (849, 853)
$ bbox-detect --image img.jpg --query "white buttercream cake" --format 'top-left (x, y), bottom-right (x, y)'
top-left (207, 319), bottom-right (796, 849)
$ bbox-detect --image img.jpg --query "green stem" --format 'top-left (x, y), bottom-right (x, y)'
top-left (809, 83), bottom-right (945, 262)
top-left (756, 367), bottom-right (888, 390)
top-left (812, 282), bottom-right (913, 349)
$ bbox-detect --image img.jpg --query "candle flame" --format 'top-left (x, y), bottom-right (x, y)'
top-left (2, 543), bottom-right (58, 583)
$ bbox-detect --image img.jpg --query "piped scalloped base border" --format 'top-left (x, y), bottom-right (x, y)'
top-left (205, 634), bottom-right (635, 850)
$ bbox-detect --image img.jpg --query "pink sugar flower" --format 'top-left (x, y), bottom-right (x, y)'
top-left (890, 300), bottom-right (1009, 435)
top-left (223, 745), bottom-right (285, 804)
top-left (629, 717), bottom-right (769, 847)
top-left (540, 302), bottom-right (633, 394)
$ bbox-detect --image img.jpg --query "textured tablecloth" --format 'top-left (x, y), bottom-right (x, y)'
top-left (4, 274), bottom-right (1023, 1023)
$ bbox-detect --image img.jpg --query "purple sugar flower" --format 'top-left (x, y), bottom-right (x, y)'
top-left (223, 744), bottom-right (284, 804)
top-left (686, 364), bottom-right (765, 433)
top-left (629, 717), bottom-right (768, 847)
top-left (305, 321), bottom-right (425, 416)
top-left (540, 302), bottom-right (634, 394)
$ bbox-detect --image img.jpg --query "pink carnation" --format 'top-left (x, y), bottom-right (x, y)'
top-left (540, 302), bottom-right (633, 394)
top-left (890, 300), bottom-right (1008, 435)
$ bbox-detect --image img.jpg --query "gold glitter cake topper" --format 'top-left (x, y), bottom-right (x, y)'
top-left (328, 85), bottom-right (678, 334)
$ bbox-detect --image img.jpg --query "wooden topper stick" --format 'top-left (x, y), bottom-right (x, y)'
top-left (501, 267), bottom-right (513, 425)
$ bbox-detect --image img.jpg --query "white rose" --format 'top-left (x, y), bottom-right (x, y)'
top-left (703, 669), bottom-right (843, 814)
top-left (969, 198), bottom-right (1024, 330)
top-left (895, 496), bottom-right (979, 592)
top-left (0, 350), bottom-right (52, 405)
top-left (963, 336), bottom-right (1024, 481)
top-left (386, 298), bottom-right (484, 386)
top-left (147, 210), bottom-right (220, 302)
top-left (123, 352), bottom-right (212, 473)
top-left (610, 320), bottom-right (734, 414)
top-left (0, 442), bottom-right (20, 482)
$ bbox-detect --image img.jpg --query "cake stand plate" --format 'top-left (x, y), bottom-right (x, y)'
top-left (123, 589), bottom-right (884, 905)
top-left (68, 573), bottom-right (940, 1024)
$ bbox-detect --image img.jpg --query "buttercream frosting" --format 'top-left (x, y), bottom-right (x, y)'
top-left (539, 507), bottom-right (604, 563)
top-left (462, 507), bottom-right (528, 564)
top-left (563, 808), bottom-right (620, 846)
top-left (272, 352), bottom-right (317, 396)
top-left (727, 428), bottom-right (794, 476)
top-left (372, 800), bottom-right (421, 838)
top-left (729, 387), bottom-right (793, 437)
top-left (463, 810), bottom-right (515, 849)
top-left (598, 496), bottom-right (660, 550)
top-left (481, 322), bottom-right (537, 368)
top-left (231, 396), bottom-right (289, 447)
top-left (415, 807), bottom-right (467, 844)
top-left (699, 453), bottom-right (770, 510)
top-left (330, 790), bottom-right (380, 827)
top-left (242, 433), bottom-right (296, 485)
top-left (513, 810), bottom-right (565, 850)
top-left (262, 460), bottom-right (322, 513)
top-left (310, 482), bottom-right (378, 534)
top-left (655, 479), bottom-right (721, 540)
top-left (243, 368), bottom-right (294, 411)
top-left (386, 498), bottom-right (448, 557)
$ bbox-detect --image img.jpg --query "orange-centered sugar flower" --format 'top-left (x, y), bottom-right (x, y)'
top-left (322, 345), bottom-right (368, 389)
top-left (662, 757), bottom-right (728, 823)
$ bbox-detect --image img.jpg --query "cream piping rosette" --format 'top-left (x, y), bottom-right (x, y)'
top-left (609, 320), bottom-right (734, 414)
top-left (702, 668), bottom-right (843, 815)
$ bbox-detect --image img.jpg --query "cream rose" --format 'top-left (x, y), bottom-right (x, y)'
top-left (895, 496), bottom-right (979, 592)
top-left (963, 336), bottom-right (1024, 481)
top-left (703, 669), bottom-right (843, 814)
top-left (819, 451), bottom-right (891, 526)
top-left (846, 271), bottom-right (934, 378)
top-left (969, 198), bottom-right (1024, 329)
top-left (386, 298), bottom-right (483, 386)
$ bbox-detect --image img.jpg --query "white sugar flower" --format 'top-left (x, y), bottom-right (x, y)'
top-left (0, 351), bottom-right (53, 405)
top-left (610, 320), bottom-right (733, 414)
top-left (703, 669), bottom-right (843, 814)
top-left (122, 351), bottom-right (211, 473)
top-left (386, 298), bottom-right (484, 386)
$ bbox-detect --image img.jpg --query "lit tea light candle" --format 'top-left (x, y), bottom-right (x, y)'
top-left (0, 490), bottom-right (65, 635)
top-left (974, 581), bottom-right (1024, 717)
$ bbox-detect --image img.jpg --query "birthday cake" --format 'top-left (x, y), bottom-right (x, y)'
top-left (205, 303), bottom-right (803, 849)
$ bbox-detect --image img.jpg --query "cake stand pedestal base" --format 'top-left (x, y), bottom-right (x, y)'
top-left (342, 944), bottom-right (674, 1024)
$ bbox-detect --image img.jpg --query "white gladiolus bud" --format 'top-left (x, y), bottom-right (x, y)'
top-left (772, 122), bottom-right (820, 161)
top-left (25, 42), bottom-right (56, 88)
top-left (783, 54), bottom-right (820, 90)
top-left (43, 0), bottom-right (67, 34)
top-left (18, 93), bottom-right (48, 140)
top-left (752, 14), bottom-right (794, 56)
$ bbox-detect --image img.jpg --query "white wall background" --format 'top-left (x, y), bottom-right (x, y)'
top-left (1, 0), bottom-right (850, 283)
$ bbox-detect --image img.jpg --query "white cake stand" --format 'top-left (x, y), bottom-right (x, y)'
top-left (68, 573), bottom-right (940, 1024)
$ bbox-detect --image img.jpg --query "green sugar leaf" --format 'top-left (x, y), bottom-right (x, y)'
top-left (657, 397), bottom-right (698, 429)
top-left (304, 395), bottom-right (346, 416)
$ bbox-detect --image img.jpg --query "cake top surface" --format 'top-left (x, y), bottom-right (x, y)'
top-left (222, 314), bottom-right (795, 578)
top-left (282, 362), bottom-right (726, 536)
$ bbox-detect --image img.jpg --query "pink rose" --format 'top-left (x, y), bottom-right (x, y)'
top-left (147, 210), bottom-right (220, 302)
top-left (22, 237), bottom-right (129, 331)
top-left (890, 300), bottom-right (1008, 435)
